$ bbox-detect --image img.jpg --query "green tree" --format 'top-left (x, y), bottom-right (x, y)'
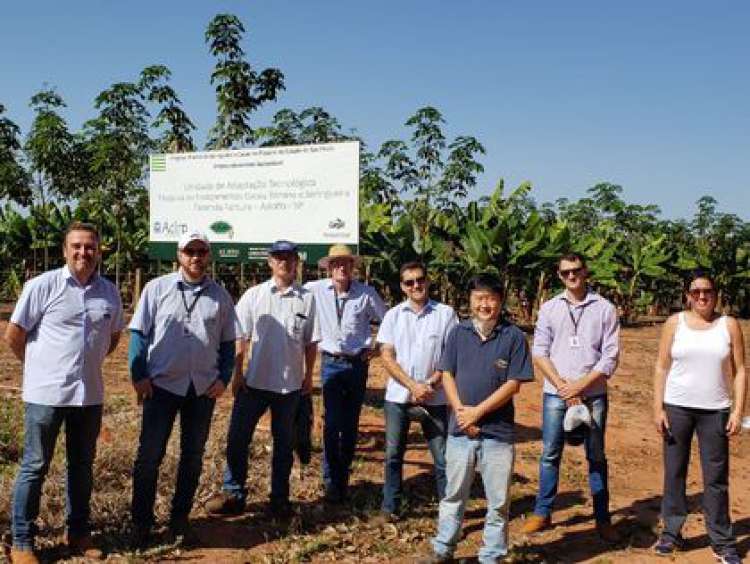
top-left (205, 13), bottom-right (285, 149)
top-left (139, 65), bottom-right (196, 152)
top-left (0, 103), bottom-right (31, 206)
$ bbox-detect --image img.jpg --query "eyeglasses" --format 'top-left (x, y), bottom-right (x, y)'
top-left (689, 288), bottom-right (715, 299)
top-left (559, 267), bottom-right (584, 278)
top-left (402, 276), bottom-right (426, 288)
top-left (181, 248), bottom-right (208, 257)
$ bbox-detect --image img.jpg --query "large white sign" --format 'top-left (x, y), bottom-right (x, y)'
top-left (149, 141), bottom-right (359, 245)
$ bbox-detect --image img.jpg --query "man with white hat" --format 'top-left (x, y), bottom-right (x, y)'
top-left (304, 244), bottom-right (387, 503)
top-left (129, 230), bottom-right (240, 546)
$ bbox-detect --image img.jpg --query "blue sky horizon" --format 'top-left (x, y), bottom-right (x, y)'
top-left (2, 1), bottom-right (748, 220)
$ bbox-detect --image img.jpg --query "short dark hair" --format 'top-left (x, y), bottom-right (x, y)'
top-left (399, 261), bottom-right (426, 280)
top-left (558, 252), bottom-right (587, 269)
top-left (64, 221), bottom-right (100, 244)
top-left (467, 273), bottom-right (504, 297)
top-left (685, 269), bottom-right (717, 292)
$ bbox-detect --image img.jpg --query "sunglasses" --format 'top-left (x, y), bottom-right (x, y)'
top-left (688, 288), bottom-right (715, 299)
top-left (181, 248), bottom-right (209, 257)
top-left (559, 267), bottom-right (584, 277)
top-left (402, 276), bottom-right (426, 288)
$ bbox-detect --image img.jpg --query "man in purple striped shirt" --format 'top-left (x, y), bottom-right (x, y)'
top-left (522, 253), bottom-right (621, 542)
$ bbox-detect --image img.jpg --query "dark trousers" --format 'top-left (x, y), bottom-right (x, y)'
top-left (662, 404), bottom-right (735, 549)
top-left (131, 384), bottom-right (216, 529)
top-left (293, 393), bottom-right (313, 465)
top-left (12, 404), bottom-right (102, 550)
top-left (223, 387), bottom-right (300, 504)
top-left (382, 401), bottom-right (448, 514)
top-left (321, 354), bottom-right (368, 494)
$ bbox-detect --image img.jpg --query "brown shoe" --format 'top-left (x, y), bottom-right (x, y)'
top-left (205, 491), bottom-right (245, 515)
top-left (521, 514), bottom-right (551, 534)
top-left (10, 547), bottom-right (40, 564)
top-left (597, 522), bottom-right (622, 543)
top-left (66, 534), bottom-right (104, 559)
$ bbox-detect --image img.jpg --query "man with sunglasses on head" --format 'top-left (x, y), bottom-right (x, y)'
top-left (304, 244), bottom-right (387, 503)
top-left (374, 261), bottom-right (458, 522)
top-left (129, 230), bottom-right (240, 547)
top-left (207, 240), bottom-right (319, 518)
top-left (522, 253), bottom-right (621, 542)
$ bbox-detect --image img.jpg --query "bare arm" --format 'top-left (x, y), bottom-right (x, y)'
top-left (441, 370), bottom-right (463, 412)
top-left (4, 322), bottom-right (26, 362)
top-left (107, 331), bottom-right (121, 356)
top-left (303, 342), bottom-right (318, 395)
top-left (727, 317), bottom-right (747, 435)
top-left (653, 315), bottom-right (678, 435)
top-left (534, 356), bottom-right (566, 390)
top-left (456, 379), bottom-right (522, 430)
top-left (381, 344), bottom-right (432, 402)
top-left (231, 338), bottom-right (248, 396)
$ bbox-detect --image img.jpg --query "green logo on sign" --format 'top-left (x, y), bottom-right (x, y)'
top-left (210, 220), bottom-right (234, 240)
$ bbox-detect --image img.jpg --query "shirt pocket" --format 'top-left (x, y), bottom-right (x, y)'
top-left (86, 302), bottom-right (113, 331)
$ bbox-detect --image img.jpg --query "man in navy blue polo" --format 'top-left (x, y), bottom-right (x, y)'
top-left (426, 274), bottom-right (534, 564)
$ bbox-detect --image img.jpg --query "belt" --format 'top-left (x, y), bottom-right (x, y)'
top-left (322, 350), bottom-right (365, 362)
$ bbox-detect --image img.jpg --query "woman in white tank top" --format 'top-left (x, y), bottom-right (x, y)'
top-left (651, 273), bottom-right (746, 562)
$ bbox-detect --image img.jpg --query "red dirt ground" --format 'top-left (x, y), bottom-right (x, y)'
top-left (0, 320), bottom-right (748, 563)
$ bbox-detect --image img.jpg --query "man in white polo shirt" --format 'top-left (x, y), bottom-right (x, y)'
top-left (207, 240), bottom-right (320, 518)
top-left (128, 230), bottom-right (240, 547)
top-left (5, 222), bottom-right (124, 564)
top-left (376, 261), bottom-right (457, 521)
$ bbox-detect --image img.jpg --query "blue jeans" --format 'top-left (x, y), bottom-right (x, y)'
top-left (321, 354), bottom-right (367, 493)
top-left (432, 435), bottom-right (514, 563)
top-left (12, 403), bottom-right (102, 550)
top-left (382, 401), bottom-right (447, 514)
top-left (131, 384), bottom-right (215, 529)
top-left (223, 387), bottom-right (299, 504)
top-left (533, 393), bottom-right (610, 523)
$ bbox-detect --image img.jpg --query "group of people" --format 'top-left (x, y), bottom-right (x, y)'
top-left (4, 221), bottom-right (747, 564)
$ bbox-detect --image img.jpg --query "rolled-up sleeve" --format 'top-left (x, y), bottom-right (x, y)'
top-left (592, 303), bottom-right (620, 376)
top-left (532, 305), bottom-right (553, 358)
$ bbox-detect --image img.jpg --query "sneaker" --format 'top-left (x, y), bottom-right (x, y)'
top-left (713, 546), bottom-right (742, 564)
top-left (653, 534), bottom-right (683, 556)
top-left (65, 534), bottom-right (104, 559)
top-left (521, 514), bottom-right (551, 534)
top-left (9, 548), bottom-right (39, 564)
top-left (205, 492), bottom-right (245, 516)
top-left (596, 522), bottom-right (622, 543)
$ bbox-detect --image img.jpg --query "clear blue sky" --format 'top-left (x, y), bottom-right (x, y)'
top-left (2, 1), bottom-right (748, 220)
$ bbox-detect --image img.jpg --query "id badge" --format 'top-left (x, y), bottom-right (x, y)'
top-left (183, 323), bottom-right (191, 337)
top-left (569, 335), bottom-right (581, 348)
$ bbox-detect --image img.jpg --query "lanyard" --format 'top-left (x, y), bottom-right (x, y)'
top-left (333, 288), bottom-right (348, 327)
top-left (179, 282), bottom-right (205, 321)
top-left (566, 301), bottom-right (586, 335)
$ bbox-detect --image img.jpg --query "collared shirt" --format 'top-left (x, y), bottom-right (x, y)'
top-left (438, 319), bottom-right (534, 442)
top-left (303, 278), bottom-right (387, 355)
top-left (532, 290), bottom-right (620, 397)
top-left (236, 279), bottom-right (320, 394)
top-left (11, 266), bottom-right (124, 407)
top-left (377, 300), bottom-right (458, 406)
top-left (129, 272), bottom-right (240, 397)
